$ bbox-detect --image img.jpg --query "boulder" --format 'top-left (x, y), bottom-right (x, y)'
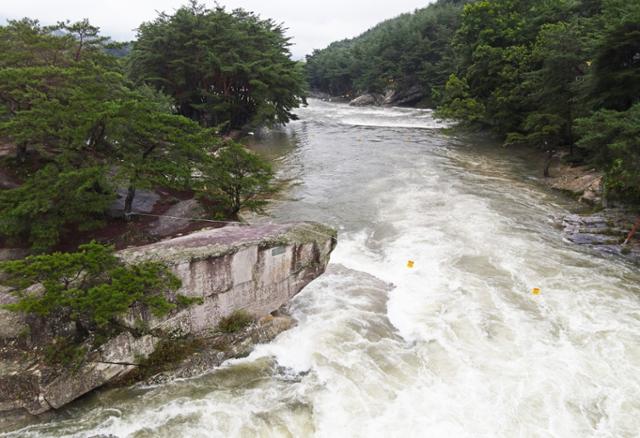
top-left (561, 211), bottom-right (640, 262)
top-left (349, 94), bottom-right (384, 106)
top-left (149, 198), bottom-right (205, 238)
top-left (108, 188), bottom-right (161, 218)
top-left (0, 287), bottom-right (27, 340)
top-left (547, 164), bottom-right (603, 206)
top-left (41, 333), bottom-right (159, 409)
top-left (383, 85), bottom-right (425, 107)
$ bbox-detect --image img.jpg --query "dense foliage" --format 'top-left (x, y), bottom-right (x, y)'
top-left (130, 1), bottom-right (307, 131)
top-left (306, 0), bottom-right (468, 104)
top-left (441, 0), bottom-right (640, 200)
top-left (1, 242), bottom-right (182, 348)
top-left (0, 165), bottom-right (114, 253)
top-left (308, 0), bottom-right (640, 201)
top-left (0, 4), bottom-right (283, 361)
top-left (0, 18), bottom-right (221, 251)
top-left (0, 10), bottom-right (282, 252)
top-left (199, 142), bottom-right (274, 217)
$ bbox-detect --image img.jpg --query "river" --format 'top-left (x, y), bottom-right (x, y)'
top-left (12, 99), bottom-right (640, 437)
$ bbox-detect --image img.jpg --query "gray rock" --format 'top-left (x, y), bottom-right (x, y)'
top-left (548, 165), bottom-right (603, 206)
top-left (0, 248), bottom-right (29, 262)
top-left (42, 333), bottom-right (159, 409)
top-left (153, 314), bottom-right (298, 382)
top-left (0, 288), bottom-right (27, 340)
top-left (383, 85), bottom-right (425, 107)
top-left (108, 189), bottom-right (161, 217)
top-left (149, 198), bottom-right (205, 238)
top-left (562, 211), bottom-right (640, 262)
top-left (349, 94), bottom-right (384, 106)
top-left (119, 222), bottom-right (337, 336)
top-left (0, 221), bottom-right (336, 430)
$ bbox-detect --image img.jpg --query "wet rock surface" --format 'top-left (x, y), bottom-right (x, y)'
top-left (108, 189), bottom-right (161, 218)
top-left (143, 313), bottom-right (296, 384)
top-left (349, 93), bottom-right (384, 106)
top-left (382, 85), bottom-right (425, 106)
top-left (562, 210), bottom-right (640, 263)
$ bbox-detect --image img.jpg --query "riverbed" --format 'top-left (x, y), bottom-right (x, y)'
top-left (12, 99), bottom-right (640, 437)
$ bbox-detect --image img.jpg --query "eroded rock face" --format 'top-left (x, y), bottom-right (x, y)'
top-left (0, 222), bottom-right (336, 431)
top-left (349, 94), bottom-right (384, 106)
top-left (383, 85), bottom-right (425, 107)
top-left (119, 222), bottom-right (336, 336)
top-left (547, 164), bottom-right (603, 206)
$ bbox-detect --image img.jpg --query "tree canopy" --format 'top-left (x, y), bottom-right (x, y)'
top-left (0, 18), bottom-right (219, 251)
top-left (1, 242), bottom-right (186, 361)
top-left (198, 141), bottom-right (274, 217)
top-left (129, 1), bottom-right (307, 131)
top-left (306, 0), bottom-right (469, 105)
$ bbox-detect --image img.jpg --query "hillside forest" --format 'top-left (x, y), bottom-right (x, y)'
top-left (306, 0), bottom-right (640, 202)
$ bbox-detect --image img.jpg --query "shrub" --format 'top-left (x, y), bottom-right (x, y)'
top-left (217, 310), bottom-right (254, 334)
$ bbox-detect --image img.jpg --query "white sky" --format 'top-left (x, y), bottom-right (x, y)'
top-left (1, 0), bottom-right (433, 59)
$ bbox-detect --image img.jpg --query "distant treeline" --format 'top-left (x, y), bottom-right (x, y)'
top-left (307, 0), bottom-right (640, 201)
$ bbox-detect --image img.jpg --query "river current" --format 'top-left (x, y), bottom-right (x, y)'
top-left (13, 99), bottom-right (640, 437)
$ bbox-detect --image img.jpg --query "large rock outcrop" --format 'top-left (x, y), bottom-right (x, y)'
top-left (349, 93), bottom-right (384, 106)
top-left (382, 85), bottom-right (425, 107)
top-left (348, 86), bottom-right (426, 108)
top-left (546, 162), bottom-right (603, 206)
top-left (0, 221), bottom-right (336, 431)
top-left (118, 222), bottom-right (336, 335)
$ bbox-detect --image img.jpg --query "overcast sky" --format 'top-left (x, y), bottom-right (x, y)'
top-left (1, 0), bottom-right (434, 59)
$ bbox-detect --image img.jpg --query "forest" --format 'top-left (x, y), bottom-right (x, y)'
top-left (306, 0), bottom-right (640, 202)
top-left (0, 1), bottom-right (303, 254)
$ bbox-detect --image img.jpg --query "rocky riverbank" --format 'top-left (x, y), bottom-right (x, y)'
top-left (544, 159), bottom-right (640, 263)
top-left (0, 222), bottom-right (336, 432)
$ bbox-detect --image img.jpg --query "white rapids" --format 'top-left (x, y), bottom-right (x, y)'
top-left (12, 99), bottom-right (640, 438)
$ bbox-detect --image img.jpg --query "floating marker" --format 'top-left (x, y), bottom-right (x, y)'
top-left (532, 288), bottom-right (541, 295)
top-left (407, 260), bottom-right (415, 269)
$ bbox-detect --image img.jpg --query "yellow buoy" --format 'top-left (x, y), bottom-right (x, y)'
top-left (407, 260), bottom-right (415, 269)
top-left (532, 288), bottom-right (541, 295)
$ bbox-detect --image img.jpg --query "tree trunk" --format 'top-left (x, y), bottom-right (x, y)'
top-left (124, 185), bottom-right (136, 219)
top-left (543, 149), bottom-right (554, 178)
top-left (567, 104), bottom-right (574, 157)
top-left (16, 143), bottom-right (27, 163)
top-left (624, 217), bottom-right (640, 246)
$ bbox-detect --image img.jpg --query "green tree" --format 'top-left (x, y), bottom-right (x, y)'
top-left (199, 142), bottom-right (274, 217)
top-left (104, 88), bottom-right (217, 216)
top-left (1, 242), bottom-right (182, 344)
top-left (305, 0), bottom-right (467, 103)
top-left (129, 1), bottom-right (306, 130)
top-left (505, 21), bottom-right (589, 155)
top-left (438, 73), bottom-right (485, 123)
top-left (588, 14), bottom-right (640, 111)
top-left (0, 165), bottom-right (114, 253)
top-left (0, 17), bottom-right (222, 248)
top-left (576, 103), bottom-right (640, 201)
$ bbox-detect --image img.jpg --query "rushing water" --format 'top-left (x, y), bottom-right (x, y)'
top-left (12, 100), bottom-right (640, 437)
